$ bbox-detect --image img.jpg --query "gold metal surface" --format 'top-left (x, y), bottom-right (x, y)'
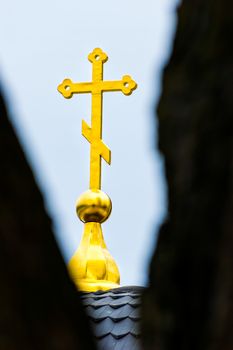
top-left (68, 222), bottom-right (120, 292)
top-left (76, 189), bottom-right (112, 224)
top-left (58, 48), bottom-right (137, 291)
top-left (58, 48), bottom-right (137, 190)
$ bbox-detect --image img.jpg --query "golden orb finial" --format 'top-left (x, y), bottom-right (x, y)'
top-left (76, 190), bottom-right (112, 223)
top-left (58, 48), bottom-right (137, 292)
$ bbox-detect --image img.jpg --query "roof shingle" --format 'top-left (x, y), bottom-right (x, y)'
top-left (81, 286), bottom-right (143, 350)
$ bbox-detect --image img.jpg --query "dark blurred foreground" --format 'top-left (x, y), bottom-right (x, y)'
top-left (0, 1), bottom-right (233, 350)
top-left (142, 2), bottom-right (233, 350)
top-left (0, 90), bottom-right (96, 349)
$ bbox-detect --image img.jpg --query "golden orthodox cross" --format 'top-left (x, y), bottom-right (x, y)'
top-left (58, 48), bottom-right (137, 190)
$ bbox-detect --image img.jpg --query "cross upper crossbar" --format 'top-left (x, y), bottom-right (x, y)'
top-left (58, 75), bottom-right (137, 98)
top-left (58, 48), bottom-right (137, 190)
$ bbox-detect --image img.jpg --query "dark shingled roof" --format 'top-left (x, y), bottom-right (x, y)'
top-left (81, 286), bottom-right (143, 350)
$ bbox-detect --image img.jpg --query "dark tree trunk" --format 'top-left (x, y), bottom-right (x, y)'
top-left (142, 2), bottom-right (233, 350)
top-left (0, 90), bottom-right (96, 350)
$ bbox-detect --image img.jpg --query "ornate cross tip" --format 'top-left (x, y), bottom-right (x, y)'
top-left (57, 79), bottom-right (74, 99)
top-left (121, 75), bottom-right (137, 95)
top-left (88, 47), bottom-right (108, 63)
top-left (57, 48), bottom-right (137, 292)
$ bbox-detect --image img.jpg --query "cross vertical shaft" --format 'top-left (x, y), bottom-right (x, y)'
top-left (90, 54), bottom-right (104, 190)
top-left (90, 93), bottom-right (102, 189)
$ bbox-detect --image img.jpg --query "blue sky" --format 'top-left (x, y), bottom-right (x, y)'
top-left (1, 0), bottom-right (179, 286)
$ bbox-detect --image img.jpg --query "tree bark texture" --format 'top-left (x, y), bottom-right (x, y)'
top-left (142, 2), bottom-right (233, 350)
top-left (0, 90), bottom-right (96, 350)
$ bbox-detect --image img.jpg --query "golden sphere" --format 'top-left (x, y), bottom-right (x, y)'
top-left (76, 190), bottom-right (112, 223)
